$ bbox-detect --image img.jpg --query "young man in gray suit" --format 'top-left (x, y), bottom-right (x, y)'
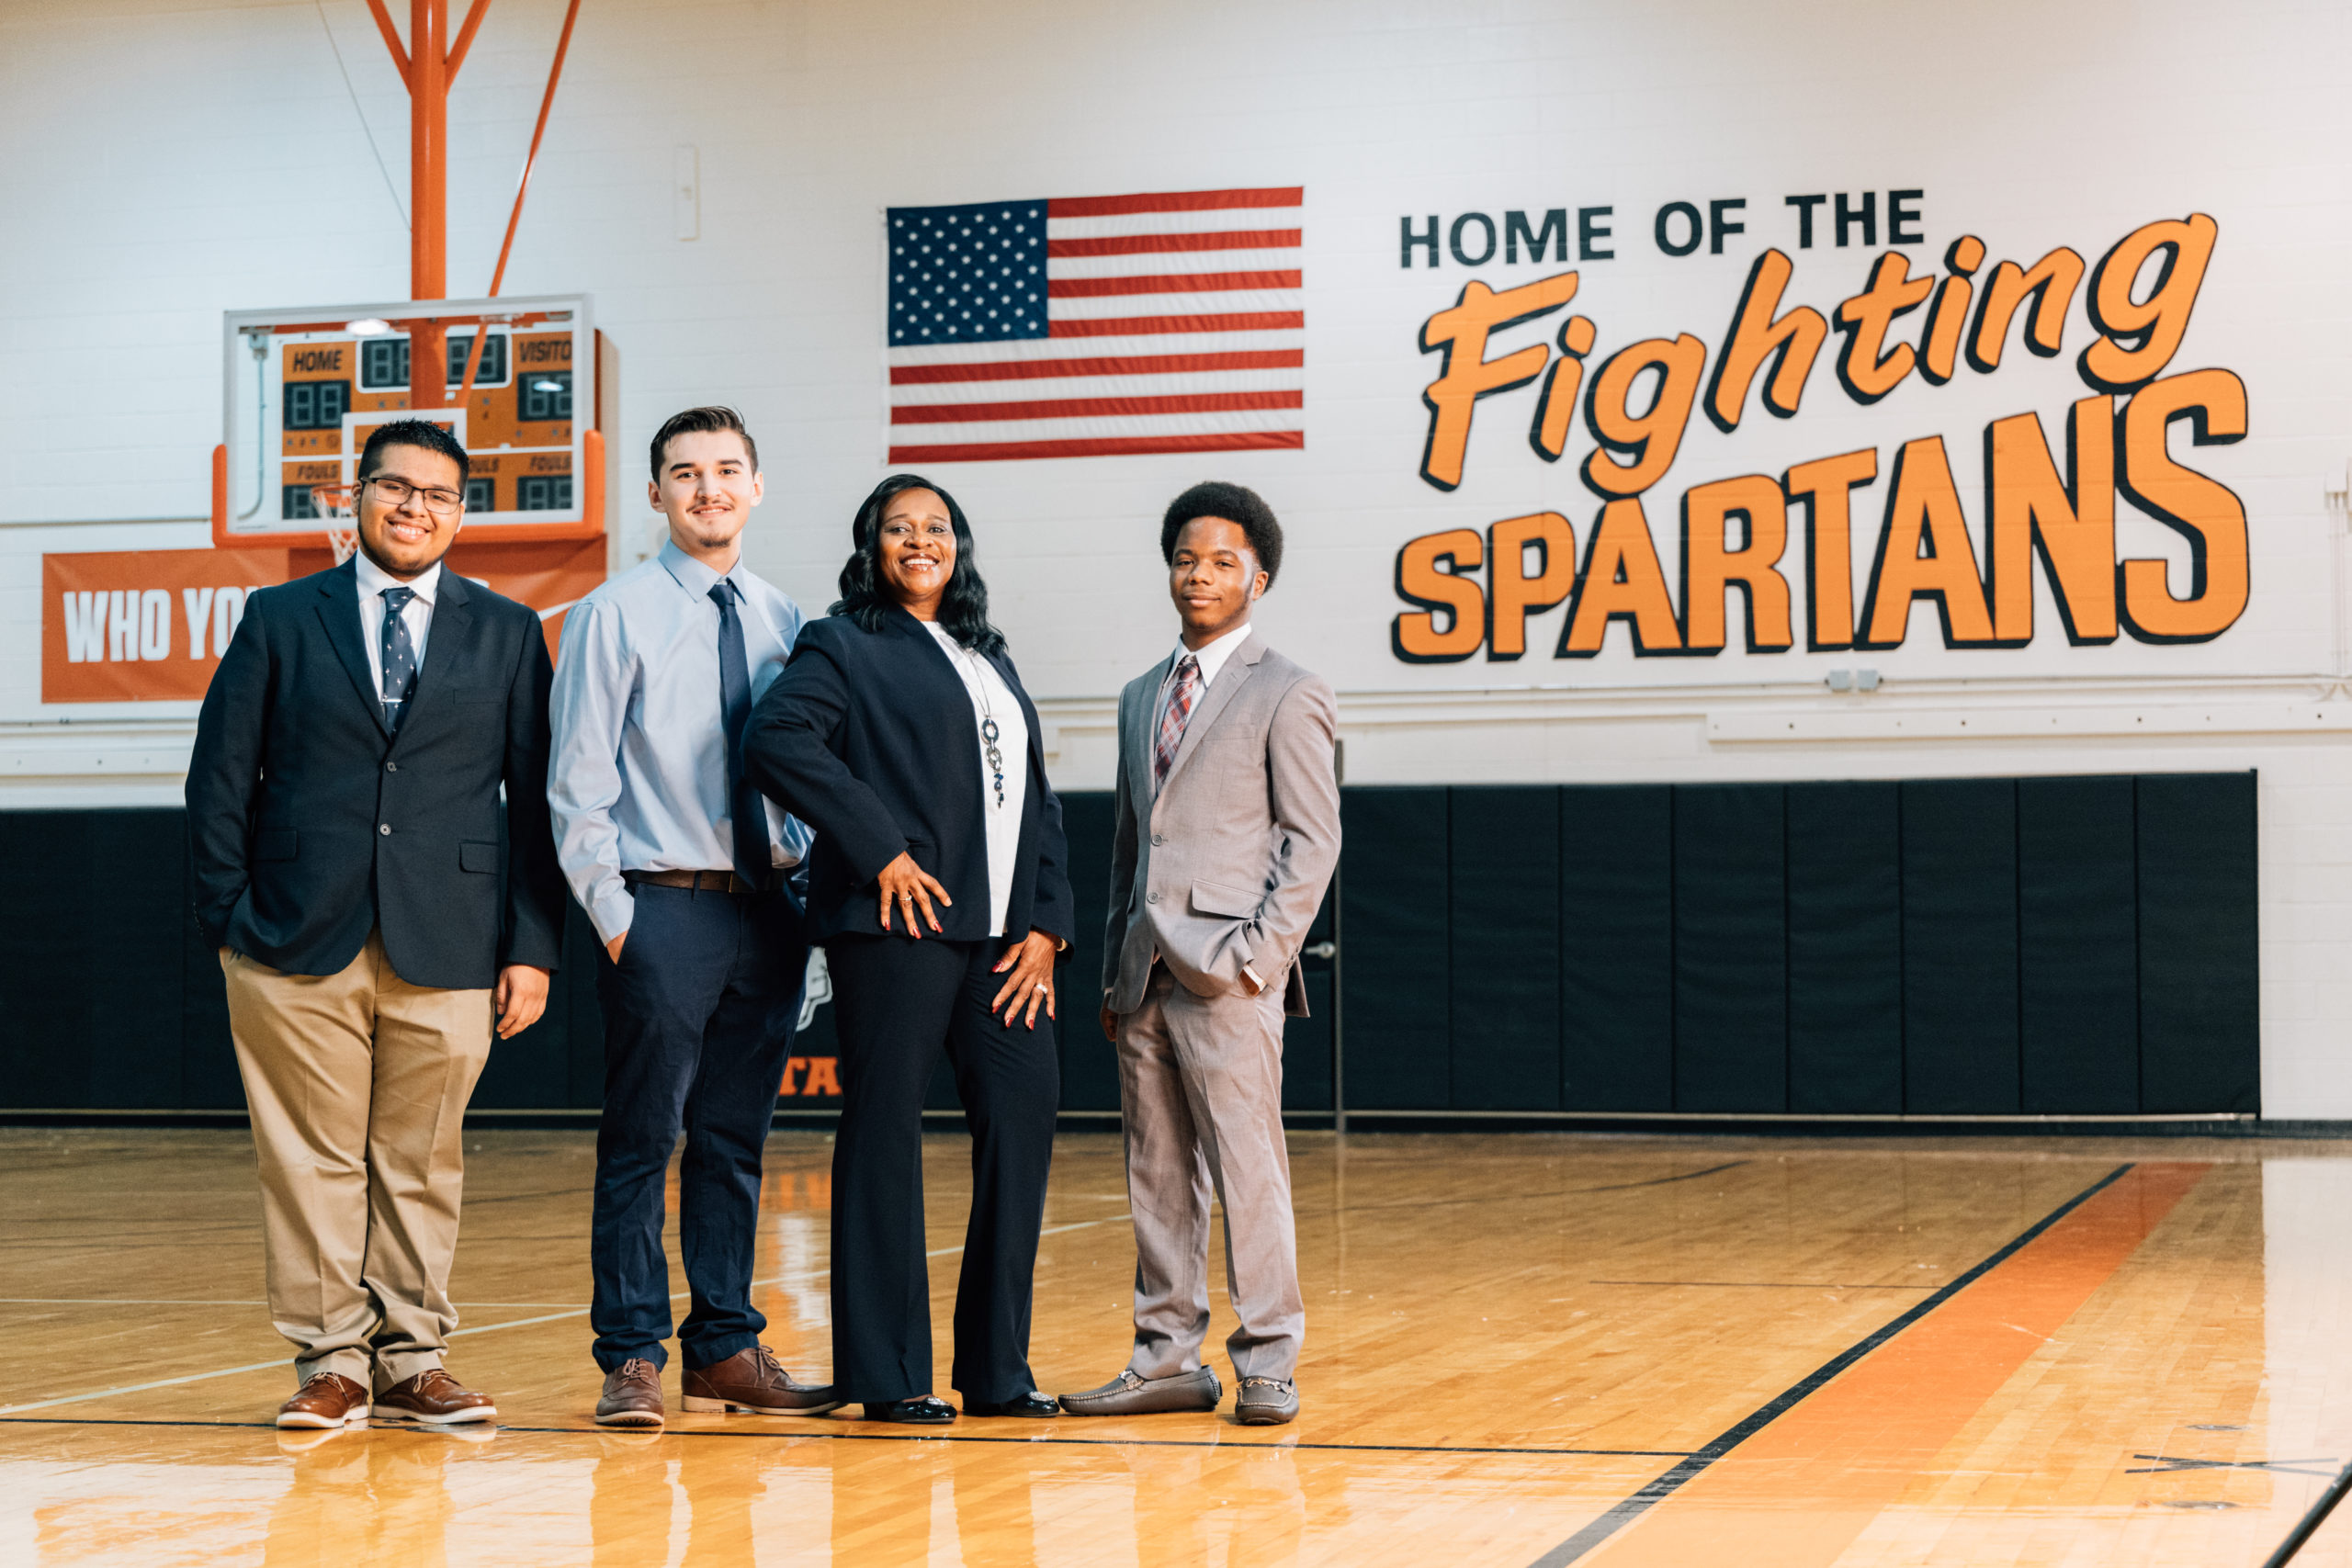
top-left (1061, 481), bottom-right (1340, 1427)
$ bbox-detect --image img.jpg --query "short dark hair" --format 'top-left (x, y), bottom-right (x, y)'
top-left (1160, 480), bottom-right (1283, 587)
top-left (358, 418), bottom-right (469, 482)
top-left (832, 473), bottom-right (1005, 656)
top-left (650, 406), bottom-right (758, 481)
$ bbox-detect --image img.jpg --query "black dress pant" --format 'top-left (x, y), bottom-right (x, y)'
top-left (826, 932), bottom-right (1058, 1404)
top-left (590, 884), bottom-right (808, 1372)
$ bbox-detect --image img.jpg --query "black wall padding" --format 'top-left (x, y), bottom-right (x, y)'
top-left (0, 775), bottom-right (2263, 1121)
top-left (1672, 784), bottom-right (1788, 1112)
top-left (0, 809), bottom-right (193, 1109)
top-left (1559, 786), bottom-right (1673, 1111)
top-left (1282, 888), bottom-right (1337, 1111)
top-left (1902, 778), bottom-right (2020, 1113)
top-left (472, 900), bottom-right (606, 1110)
top-left (2018, 776), bottom-right (2140, 1113)
top-left (1449, 785), bottom-right (1562, 1110)
top-left (1786, 781), bottom-right (1903, 1113)
top-left (2137, 773), bottom-right (2259, 1112)
top-left (1335, 787), bottom-right (1450, 1108)
top-left (1053, 791), bottom-right (1119, 1111)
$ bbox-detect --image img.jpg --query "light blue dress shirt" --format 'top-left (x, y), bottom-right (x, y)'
top-left (549, 538), bottom-right (813, 944)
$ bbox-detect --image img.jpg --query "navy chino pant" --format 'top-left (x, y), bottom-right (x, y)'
top-left (590, 881), bottom-right (808, 1372)
top-left (826, 933), bottom-right (1059, 1405)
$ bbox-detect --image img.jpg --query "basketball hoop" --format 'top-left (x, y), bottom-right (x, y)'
top-left (311, 483), bottom-right (359, 565)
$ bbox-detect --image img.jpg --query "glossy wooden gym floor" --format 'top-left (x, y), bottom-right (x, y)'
top-left (5, 1127), bottom-right (2350, 1566)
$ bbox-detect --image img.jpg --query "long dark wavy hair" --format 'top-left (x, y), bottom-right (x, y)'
top-left (831, 473), bottom-right (1006, 655)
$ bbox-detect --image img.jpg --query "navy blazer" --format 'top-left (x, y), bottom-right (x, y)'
top-left (742, 608), bottom-right (1071, 947)
top-left (185, 558), bottom-right (568, 990)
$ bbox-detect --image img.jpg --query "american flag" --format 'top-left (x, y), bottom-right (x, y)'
top-left (884, 186), bottom-right (1304, 463)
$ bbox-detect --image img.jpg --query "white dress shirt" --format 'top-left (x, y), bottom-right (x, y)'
top-left (1175, 618), bottom-right (1253, 689)
top-left (548, 539), bottom-right (810, 945)
top-left (1154, 617), bottom-right (1253, 738)
top-left (354, 551), bottom-right (442, 703)
top-left (923, 620), bottom-right (1030, 938)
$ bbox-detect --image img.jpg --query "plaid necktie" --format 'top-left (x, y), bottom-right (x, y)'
top-left (1153, 653), bottom-right (1200, 789)
top-left (379, 586), bottom-right (419, 733)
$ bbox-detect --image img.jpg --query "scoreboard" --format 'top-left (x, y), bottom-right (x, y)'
top-left (215, 295), bottom-right (606, 547)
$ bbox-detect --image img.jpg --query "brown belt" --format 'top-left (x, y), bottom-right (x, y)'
top-left (623, 868), bottom-right (770, 895)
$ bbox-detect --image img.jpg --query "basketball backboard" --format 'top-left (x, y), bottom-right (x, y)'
top-left (212, 294), bottom-right (606, 547)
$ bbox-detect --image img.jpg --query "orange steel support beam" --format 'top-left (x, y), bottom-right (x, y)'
top-left (408, 0), bottom-right (449, 407)
top-left (362, 0), bottom-right (410, 78)
top-left (444, 0), bottom-right (493, 81)
top-left (456, 0), bottom-right (580, 405)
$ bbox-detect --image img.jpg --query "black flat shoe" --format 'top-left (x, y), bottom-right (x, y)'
top-left (863, 1396), bottom-right (956, 1425)
top-left (963, 1392), bottom-right (1059, 1418)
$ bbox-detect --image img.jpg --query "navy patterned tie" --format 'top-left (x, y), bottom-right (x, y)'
top-left (711, 581), bottom-right (773, 886)
top-left (379, 586), bottom-right (418, 733)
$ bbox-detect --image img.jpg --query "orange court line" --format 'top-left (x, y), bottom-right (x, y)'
top-left (1567, 1161), bottom-right (2211, 1568)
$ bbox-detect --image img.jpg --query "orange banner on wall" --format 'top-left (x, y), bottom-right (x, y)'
top-left (43, 538), bottom-right (607, 704)
top-left (41, 548), bottom-right (292, 703)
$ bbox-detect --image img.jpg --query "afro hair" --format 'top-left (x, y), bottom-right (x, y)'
top-left (1159, 480), bottom-right (1283, 587)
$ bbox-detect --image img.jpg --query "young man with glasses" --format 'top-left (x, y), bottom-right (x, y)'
top-left (188, 418), bottom-right (569, 1429)
top-left (548, 406), bottom-right (834, 1428)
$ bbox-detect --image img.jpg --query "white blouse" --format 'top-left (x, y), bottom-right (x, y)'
top-left (923, 620), bottom-right (1030, 937)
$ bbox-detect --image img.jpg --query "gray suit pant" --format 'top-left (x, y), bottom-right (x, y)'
top-left (1116, 963), bottom-right (1303, 1382)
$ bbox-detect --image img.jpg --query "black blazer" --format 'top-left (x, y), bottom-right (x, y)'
top-left (185, 559), bottom-right (567, 990)
top-left (743, 608), bottom-right (1071, 947)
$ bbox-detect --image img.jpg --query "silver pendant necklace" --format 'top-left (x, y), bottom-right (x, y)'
top-left (954, 644), bottom-right (1006, 808)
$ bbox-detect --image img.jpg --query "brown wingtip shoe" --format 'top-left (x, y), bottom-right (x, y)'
top-left (596, 1359), bottom-right (668, 1428)
top-left (374, 1368), bottom-right (497, 1426)
top-left (277, 1372), bottom-right (370, 1429)
top-left (681, 1343), bottom-right (842, 1416)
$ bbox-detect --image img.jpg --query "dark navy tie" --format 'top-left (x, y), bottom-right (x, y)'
top-left (711, 581), bottom-right (772, 886)
top-left (379, 586), bottom-right (419, 733)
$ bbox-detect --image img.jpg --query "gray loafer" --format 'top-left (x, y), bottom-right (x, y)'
top-left (1058, 1367), bottom-right (1223, 1416)
top-left (1234, 1377), bottom-right (1298, 1426)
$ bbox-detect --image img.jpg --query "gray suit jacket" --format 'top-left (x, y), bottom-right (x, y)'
top-left (1102, 631), bottom-right (1341, 1016)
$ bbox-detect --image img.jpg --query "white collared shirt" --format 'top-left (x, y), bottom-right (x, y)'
top-left (1169, 618), bottom-right (1253, 694)
top-left (924, 620), bottom-right (1030, 938)
top-left (354, 550), bottom-right (444, 705)
top-left (548, 539), bottom-right (811, 944)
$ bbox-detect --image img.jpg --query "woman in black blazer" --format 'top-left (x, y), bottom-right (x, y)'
top-left (743, 473), bottom-right (1070, 1425)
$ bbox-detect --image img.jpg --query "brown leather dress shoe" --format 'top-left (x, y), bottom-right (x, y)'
top-left (596, 1359), bottom-right (667, 1429)
top-left (277, 1372), bottom-right (370, 1429)
top-left (681, 1343), bottom-right (842, 1416)
top-left (374, 1368), bottom-right (497, 1426)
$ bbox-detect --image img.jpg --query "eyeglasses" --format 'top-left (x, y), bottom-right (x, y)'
top-left (364, 476), bottom-right (466, 516)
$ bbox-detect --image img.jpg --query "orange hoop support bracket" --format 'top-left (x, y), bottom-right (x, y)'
top-left (457, 0), bottom-right (581, 405)
top-left (444, 0), bottom-right (493, 81)
top-left (210, 443), bottom-right (230, 547)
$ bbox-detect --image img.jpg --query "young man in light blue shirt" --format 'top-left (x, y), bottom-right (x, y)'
top-left (549, 406), bottom-right (836, 1428)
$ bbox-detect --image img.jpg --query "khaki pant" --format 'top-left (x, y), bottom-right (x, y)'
top-left (1115, 964), bottom-right (1303, 1382)
top-left (220, 931), bottom-right (493, 1389)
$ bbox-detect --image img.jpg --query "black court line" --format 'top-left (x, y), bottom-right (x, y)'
top-left (1588, 1280), bottom-right (1936, 1291)
top-left (0, 1416), bottom-right (1695, 1461)
top-left (1526, 1161), bottom-right (2137, 1568)
top-left (2129, 1453), bottom-right (2340, 1480)
top-left (1336, 1161), bottom-right (1753, 1215)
